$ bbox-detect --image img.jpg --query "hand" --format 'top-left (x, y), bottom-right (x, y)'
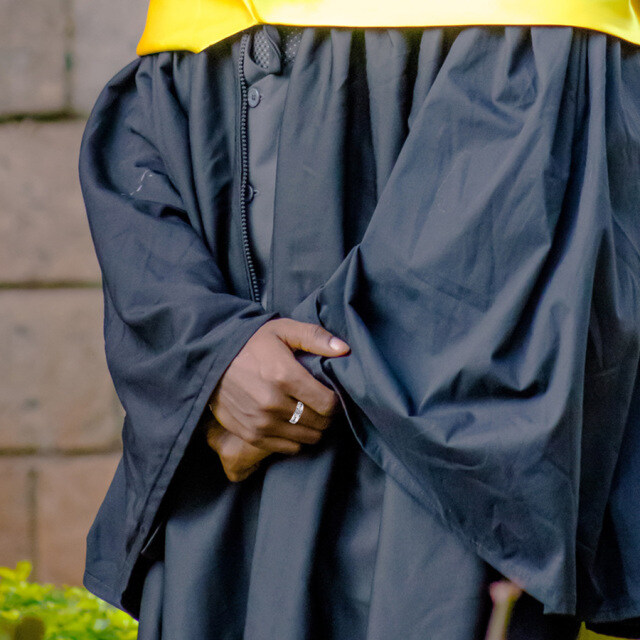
top-left (209, 318), bottom-right (350, 455)
top-left (204, 419), bottom-right (271, 482)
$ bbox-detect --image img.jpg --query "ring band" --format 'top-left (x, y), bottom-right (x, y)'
top-left (289, 401), bottom-right (305, 424)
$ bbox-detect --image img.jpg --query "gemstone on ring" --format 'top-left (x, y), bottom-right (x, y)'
top-left (289, 401), bottom-right (304, 424)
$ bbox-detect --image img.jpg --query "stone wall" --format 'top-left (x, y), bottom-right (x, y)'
top-left (1, 0), bottom-right (148, 587)
top-left (0, 0), bottom-right (148, 118)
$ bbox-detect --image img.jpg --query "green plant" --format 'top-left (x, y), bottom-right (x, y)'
top-left (0, 562), bottom-right (138, 640)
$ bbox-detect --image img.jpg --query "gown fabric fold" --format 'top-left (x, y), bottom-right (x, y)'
top-left (79, 24), bottom-right (640, 636)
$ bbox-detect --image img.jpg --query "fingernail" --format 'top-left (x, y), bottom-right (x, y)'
top-left (329, 337), bottom-right (349, 352)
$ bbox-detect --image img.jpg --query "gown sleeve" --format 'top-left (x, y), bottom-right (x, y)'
top-left (287, 30), bottom-right (640, 628)
top-left (79, 54), bottom-right (276, 613)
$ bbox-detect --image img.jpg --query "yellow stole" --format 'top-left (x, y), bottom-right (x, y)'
top-left (137, 0), bottom-right (640, 55)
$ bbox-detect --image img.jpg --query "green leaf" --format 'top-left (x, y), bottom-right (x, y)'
top-left (0, 611), bottom-right (20, 622)
top-left (0, 562), bottom-right (139, 640)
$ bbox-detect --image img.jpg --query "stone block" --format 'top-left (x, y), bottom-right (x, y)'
top-left (0, 0), bottom-right (68, 116)
top-left (0, 289), bottom-right (122, 452)
top-left (72, 0), bottom-right (149, 114)
top-left (36, 454), bottom-right (120, 585)
top-left (0, 459), bottom-right (34, 570)
top-left (0, 120), bottom-right (101, 283)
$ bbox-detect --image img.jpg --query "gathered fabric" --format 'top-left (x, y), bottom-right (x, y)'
top-left (80, 25), bottom-right (640, 636)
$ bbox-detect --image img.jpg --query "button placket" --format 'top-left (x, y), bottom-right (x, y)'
top-left (242, 25), bottom-right (302, 309)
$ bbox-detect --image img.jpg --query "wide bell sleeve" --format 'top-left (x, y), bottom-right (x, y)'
top-left (79, 54), bottom-right (276, 614)
top-left (288, 28), bottom-right (640, 626)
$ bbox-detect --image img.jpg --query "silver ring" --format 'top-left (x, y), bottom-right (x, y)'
top-left (289, 401), bottom-right (305, 424)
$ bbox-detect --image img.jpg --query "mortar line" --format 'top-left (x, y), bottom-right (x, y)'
top-left (0, 281), bottom-right (101, 290)
top-left (62, 0), bottom-right (75, 110)
top-left (0, 111), bottom-right (82, 125)
top-left (0, 448), bottom-right (123, 458)
top-left (27, 466), bottom-right (39, 580)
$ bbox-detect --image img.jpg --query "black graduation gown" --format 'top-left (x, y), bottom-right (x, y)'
top-left (79, 24), bottom-right (640, 637)
top-left (135, 25), bottom-right (542, 640)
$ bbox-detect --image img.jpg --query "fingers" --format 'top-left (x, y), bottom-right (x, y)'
top-left (209, 317), bottom-right (347, 455)
top-left (268, 352), bottom-right (339, 418)
top-left (214, 402), bottom-right (305, 455)
top-left (227, 464), bottom-right (260, 483)
top-left (205, 422), bottom-right (272, 483)
top-left (276, 395), bottom-right (335, 433)
top-left (204, 420), bottom-right (228, 451)
top-left (233, 336), bottom-right (339, 417)
top-left (214, 385), bottom-right (330, 448)
top-left (232, 348), bottom-right (339, 441)
top-left (256, 413), bottom-right (325, 444)
top-left (273, 319), bottom-right (350, 357)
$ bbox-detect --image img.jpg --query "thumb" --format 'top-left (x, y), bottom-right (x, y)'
top-left (275, 319), bottom-right (350, 356)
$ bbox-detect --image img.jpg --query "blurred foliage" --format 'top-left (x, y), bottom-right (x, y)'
top-left (0, 562), bottom-right (137, 640)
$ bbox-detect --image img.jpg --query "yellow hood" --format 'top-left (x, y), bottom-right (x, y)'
top-left (137, 0), bottom-right (640, 55)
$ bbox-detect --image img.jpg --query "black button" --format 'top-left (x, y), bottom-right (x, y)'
top-left (246, 183), bottom-right (256, 201)
top-left (247, 87), bottom-right (261, 107)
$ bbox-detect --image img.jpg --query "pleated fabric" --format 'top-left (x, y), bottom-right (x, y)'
top-left (137, 428), bottom-right (580, 639)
